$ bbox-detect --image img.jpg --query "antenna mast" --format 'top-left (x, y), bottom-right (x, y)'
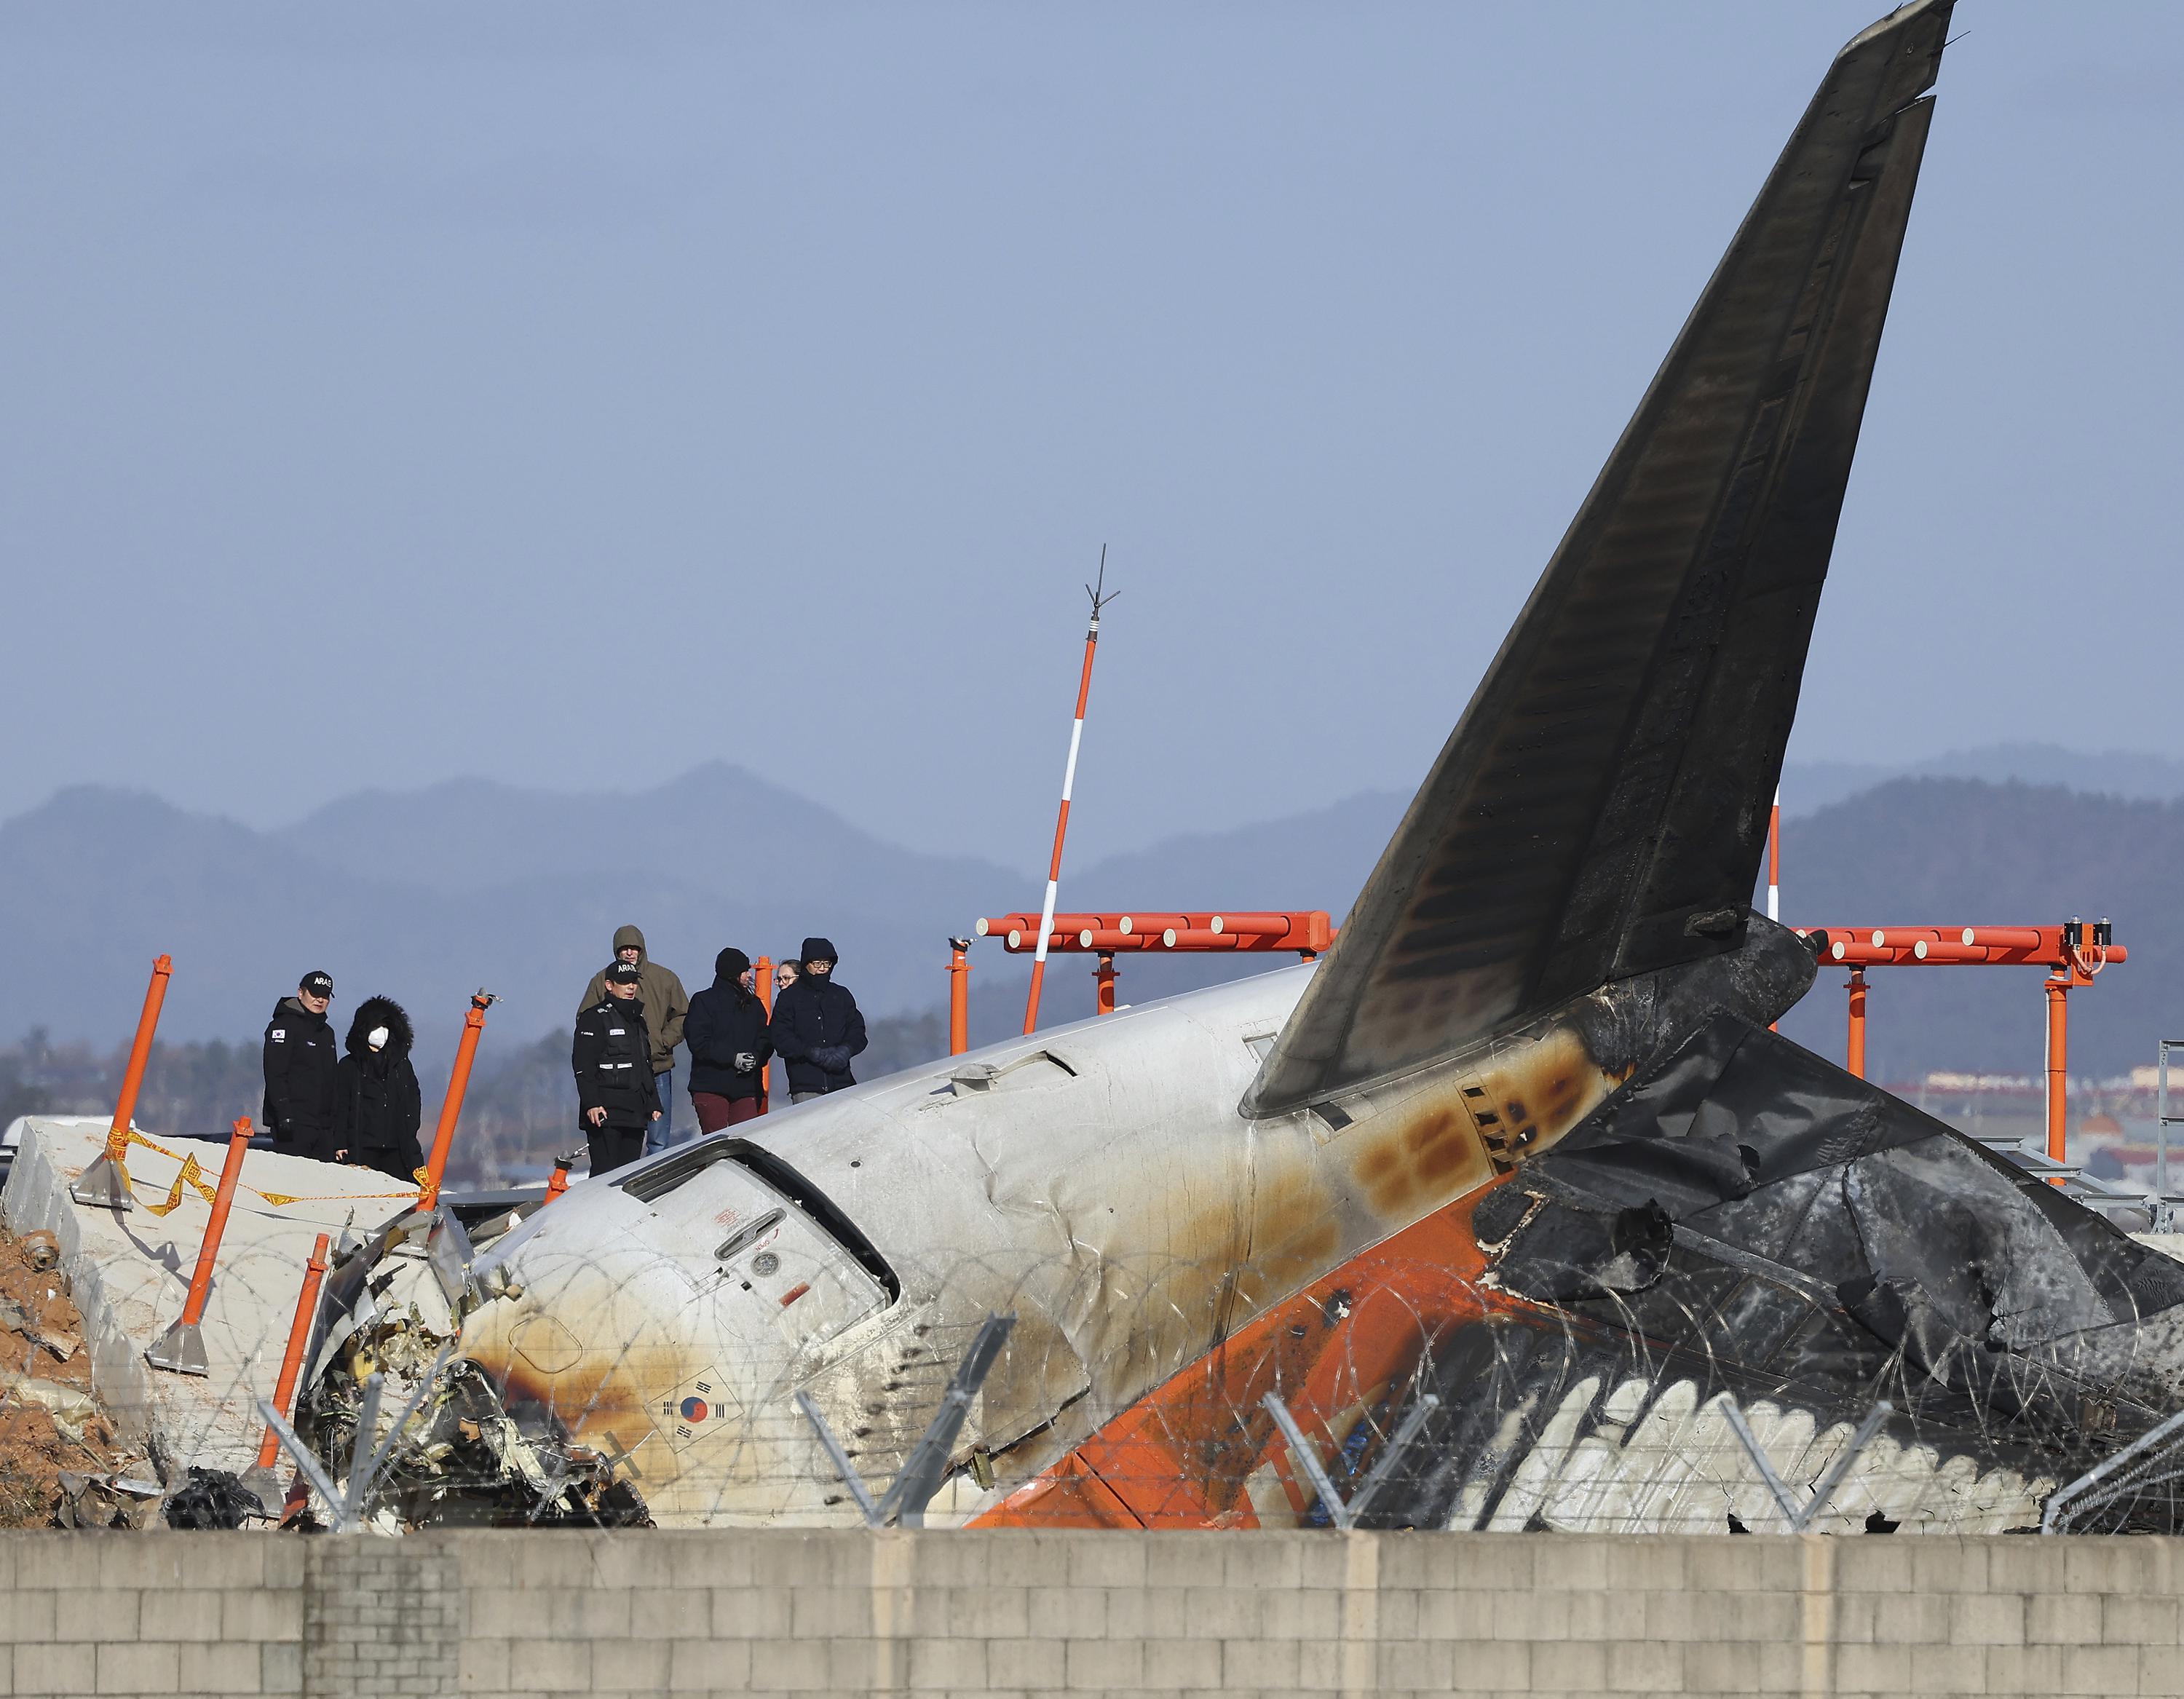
top-left (1024, 548), bottom-right (1117, 1034)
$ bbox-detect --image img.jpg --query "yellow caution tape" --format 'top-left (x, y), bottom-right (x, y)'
top-left (118, 1130), bottom-right (424, 1211)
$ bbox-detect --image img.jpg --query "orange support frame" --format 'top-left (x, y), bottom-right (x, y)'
top-left (755, 957), bottom-right (775, 1110)
top-left (945, 940), bottom-right (971, 1056)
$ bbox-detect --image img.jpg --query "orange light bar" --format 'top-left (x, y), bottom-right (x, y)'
top-left (977, 911), bottom-right (1335, 954)
top-left (1795, 926), bottom-right (2124, 970)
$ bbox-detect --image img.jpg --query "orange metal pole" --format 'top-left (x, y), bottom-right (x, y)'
top-left (109, 953), bottom-right (172, 1155)
top-left (543, 1152), bottom-right (574, 1203)
top-left (419, 993), bottom-right (492, 1211)
top-left (1096, 951), bottom-right (1117, 1015)
top-left (1845, 968), bottom-right (1867, 1080)
top-left (75, 954), bottom-right (174, 1208)
top-left (755, 956), bottom-right (774, 1112)
top-left (255, 1232), bottom-right (331, 1470)
top-left (180, 1120), bottom-right (251, 1326)
top-left (2046, 974), bottom-right (2070, 1168)
top-left (946, 940), bottom-right (971, 1056)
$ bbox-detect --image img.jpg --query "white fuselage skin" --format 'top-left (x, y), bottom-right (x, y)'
top-left (463, 960), bottom-right (1617, 1525)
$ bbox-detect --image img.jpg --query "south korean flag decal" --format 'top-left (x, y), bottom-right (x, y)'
top-left (656, 1365), bottom-right (738, 1449)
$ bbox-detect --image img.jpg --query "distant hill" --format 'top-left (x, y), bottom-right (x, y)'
top-left (1783, 744), bottom-right (2184, 816)
top-left (0, 769), bottom-right (1395, 1066)
top-left (8, 767), bottom-right (2183, 1090)
top-left (1769, 778), bottom-right (2184, 1081)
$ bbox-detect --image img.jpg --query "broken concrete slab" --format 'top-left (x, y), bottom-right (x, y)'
top-left (0, 1118), bottom-right (422, 1484)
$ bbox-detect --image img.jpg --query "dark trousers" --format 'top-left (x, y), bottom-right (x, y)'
top-left (586, 1124), bottom-right (646, 1176)
top-left (691, 1092), bottom-right (763, 1134)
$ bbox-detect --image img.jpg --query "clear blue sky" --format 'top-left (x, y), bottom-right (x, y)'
top-left (3, 3), bottom-right (2178, 876)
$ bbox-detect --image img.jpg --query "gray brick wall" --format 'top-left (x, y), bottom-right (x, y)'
top-left (4, 1529), bottom-right (2184, 1697)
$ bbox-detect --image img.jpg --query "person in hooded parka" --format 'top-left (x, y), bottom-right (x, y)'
top-left (331, 996), bottom-right (427, 1181)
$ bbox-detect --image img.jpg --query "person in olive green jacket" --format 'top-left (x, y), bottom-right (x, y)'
top-left (577, 924), bottom-right (691, 1153)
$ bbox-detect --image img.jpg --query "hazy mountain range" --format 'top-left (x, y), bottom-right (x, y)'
top-left (6, 746), bottom-right (2183, 1084)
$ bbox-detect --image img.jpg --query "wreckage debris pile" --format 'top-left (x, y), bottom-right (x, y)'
top-left (0, 1227), bottom-right (151, 1527)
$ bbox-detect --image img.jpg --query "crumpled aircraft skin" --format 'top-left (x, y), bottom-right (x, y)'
top-left (299, 0), bottom-right (2184, 1534)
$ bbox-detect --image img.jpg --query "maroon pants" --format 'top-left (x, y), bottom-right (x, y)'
top-left (692, 1092), bottom-right (764, 1134)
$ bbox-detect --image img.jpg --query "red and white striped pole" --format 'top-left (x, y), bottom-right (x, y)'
top-left (1024, 553), bottom-right (1116, 1035)
top-left (1766, 785), bottom-right (1781, 923)
top-left (1767, 785), bottom-right (1781, 1032)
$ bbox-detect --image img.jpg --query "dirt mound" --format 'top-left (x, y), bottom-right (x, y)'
top-left (0, 1227), bottom-right (151, 1526)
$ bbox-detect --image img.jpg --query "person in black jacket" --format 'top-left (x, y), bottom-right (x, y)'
top-left (685, 948), bottom-right (772, 1133)
top-left (572, 959), bottom-right (662, 1173)
top-left (767, 937), bottom-right (867, 1103)
top-left (263, 970), bottom-right (339, 1159)
top-left (330, 997), bottom-right (426, 1181)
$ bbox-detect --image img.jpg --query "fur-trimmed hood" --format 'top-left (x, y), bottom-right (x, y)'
top-left (344, 996), bottom-right (414, 1059)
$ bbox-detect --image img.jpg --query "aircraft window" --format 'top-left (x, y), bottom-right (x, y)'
top-left (1243, 1034), bottom-right (1276, 1061)
top-left (620, 1139), bottom-right (899, 1300)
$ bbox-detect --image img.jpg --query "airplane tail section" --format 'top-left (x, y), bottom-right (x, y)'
top-left (1246, 1), bottom-right (1952, 1119)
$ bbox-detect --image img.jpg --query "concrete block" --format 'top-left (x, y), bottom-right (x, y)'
top-left (585, 1638), bottom-right (674, 1694)
top-left (1291, 1534), bottom-right (1358, 1590)
top-left (630, 1586), bottom-right (709, 1640)
top-left (93, 1642), bottom-right (180, 1695)
top-left (1219, 1538), bottom-right (1302, 1591)
top-left (2138, 1645), bottom-right (2184, 1697)
top-left (1645, 1588), bottom-right (1793, 1644)
top-left (1832, 1642), bottom-right (1912, 1695)
top-left (1833, 1540), bottom-right (1915, 1596)
top-left (1831, 1592), bottom-right (1877, 1645)
top-left (178, 1641), bottom-right (264, 1695)
top-left (1175, 1585), bottom-right (1259, 1639)
top-left (1374, 1585), bottom-right (1419, 1642)
top-left (984, 1536), bottom-right (1072, 1590)
top-left (259, 1642), bottom-right (302, 1698)
top-left (17, 1643), bottom-right (95, 1698)
top-left (1679, 1641), bottom-right (1767, 1695)
top-left (1982, 1646), bottom-right (2066, 1696)
top-left (1944, 1591), bottom-right (2026, 1647)
top-left (1065, 1638), bottom-right (1146, 1690)
top-left (900, 1532), bottom-right (986, 1588)
top-left (1909, 1538), bottom-right (1988, 1595)
top-left (707, 1585), bottom-right (797, 1639)
top-left (217, 1572), bottom-right (304, 1642)
top-left (1527, 1641), bottom-right (1606, 1695)
top-left (1985, 1540), bottom-right (2062, 1594)
top-left (1606, 1641), bottom-right (1684, 1693)
top-left (745, 1637), bottom-right (830, 1692)
top-left (507, 1639), bottom-right (592, 1694)
top-left (913, 1585), bottom-right (1029, 1640)
top-left (1561, 1586), bottom-right (1645, 1641)
top-left (1376, 1639), bottom-right (1452, 1690)
top-left (1131, 1638), bottom-right (1222, 1692)
top-left (1445, 1639), bottom-right (1530, 1692)
top-left (1064, 1538), bottom-right (1146, 1591)
top-left (1484, 1587), bottom-right (1569, 1642)
top-left (1685, 1537), bottom-right (1800, 1593)
top-left (1256, 1588), bottom-right (1340, 1641)
top-left (828, 1638), bottom-right (894, 1693)
top-left (1026, 1586), bottom-right (1107, 1640)
top-left (628, 1531), bottom-right (754, 1591)
top-left (2064, 1539), bottom-right (2162, 1595)
top-left (55, 1587), bottom-right (137, 1643)
top-left (908, 1637), bottom-right (989, 1692)
top-left (1869, 1592), bottom-right (1952, 1645)
top-left (788, 1586), bottom-right (869, 1639)
top-left (1214, 1638), bottom-right (1293, 1689)
top-left (2103, 1593), bottom-right (2180, 1645)
top-left (1141, 1535), bottom-right (1229, 1593)
top-left (2026, 1593), bottom-right (2103, 1646)
top-left (1098, 1586), bottom-right (1189, 1641)
top-left (459, 1636), bottom-right (510, 1694)
top-left (2059, 1644), bottom-right (2144, 1696)
top-left (669, 1637), bottom-right (754, 1693)
top-left (1602, 1538), bottom-right (1685, 1593)
top-left (987, 1637), bottom-right (1066, 1691)
top-left (462, 1586), bottom-right (553, 1640)
top-left (759, 1531), bottom-right (872, 1590)
top-left (0, 1589), bottom-right (56, 1642)
top-left (1415, 1588), bottom-right (1499, 1641)
top-left (1907, 1643), bottom-right (1986, 1693)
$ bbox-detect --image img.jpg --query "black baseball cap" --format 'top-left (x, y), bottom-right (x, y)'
top-left (605, 960), bottom-right (642, 985)
top-left (300, 971), bottom-right (335, 997)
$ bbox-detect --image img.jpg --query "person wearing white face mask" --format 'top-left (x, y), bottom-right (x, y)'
top-left (330, 996), bottom-right (425, 1180)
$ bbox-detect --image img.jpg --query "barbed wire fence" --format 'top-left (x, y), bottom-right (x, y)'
top-left (92, 1205), bottom-right (2184, 1539)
